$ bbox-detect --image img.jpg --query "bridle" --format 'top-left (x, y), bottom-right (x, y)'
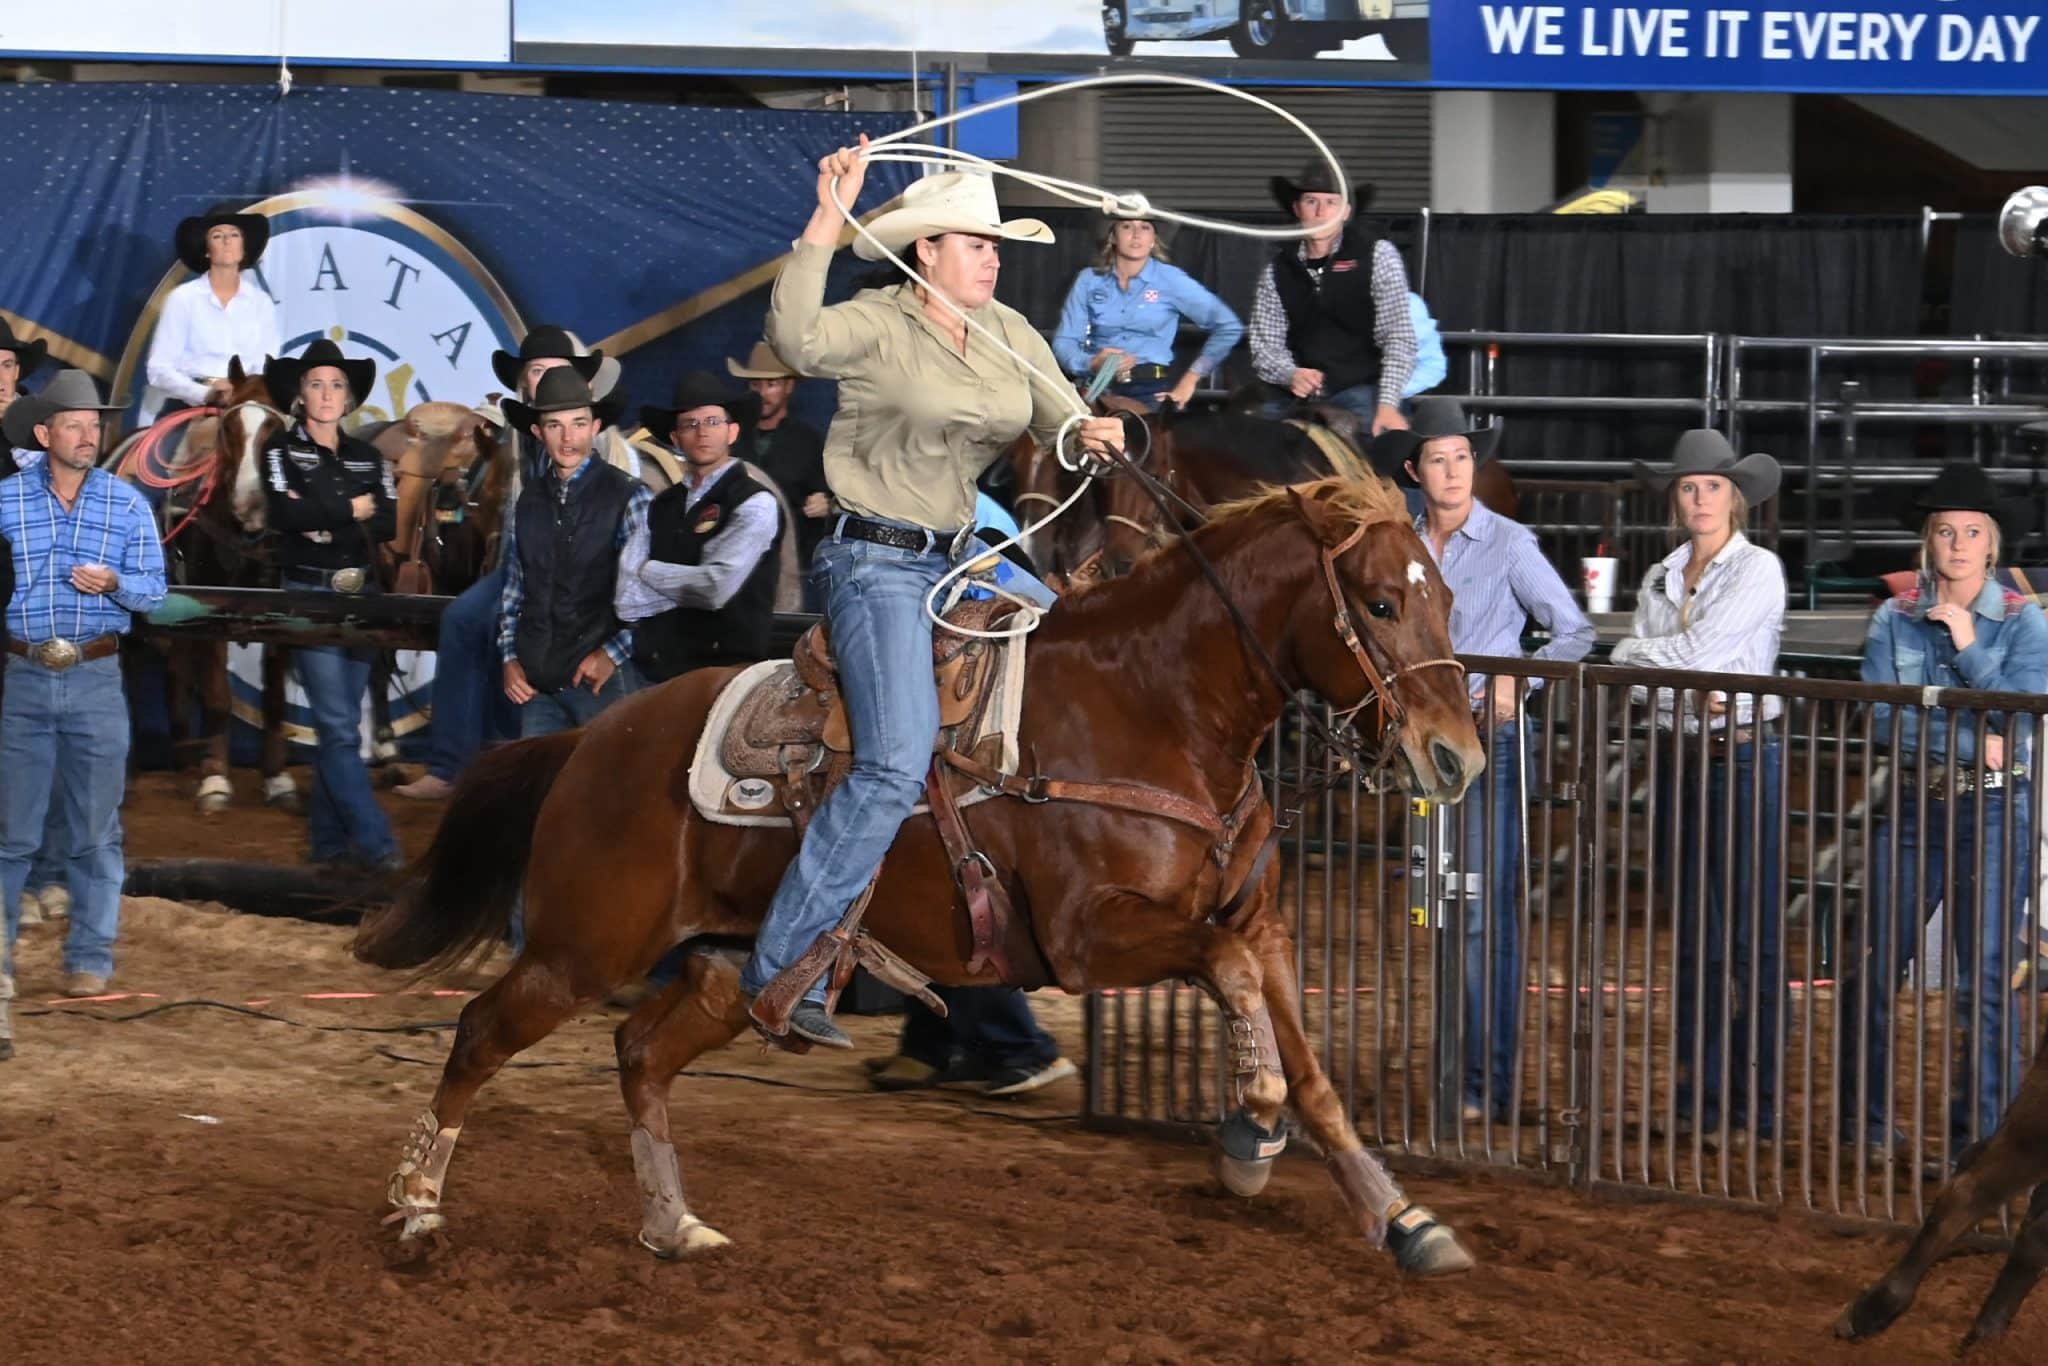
top-left (1313, 516), bottom-right (1466, 765)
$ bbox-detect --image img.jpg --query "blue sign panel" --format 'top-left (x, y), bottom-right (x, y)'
top-left (1432, 1), bottom-right (2048, 94)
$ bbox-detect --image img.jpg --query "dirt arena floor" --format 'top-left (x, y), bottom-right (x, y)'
top-left (4, 889), bottom-right (2044, 1364)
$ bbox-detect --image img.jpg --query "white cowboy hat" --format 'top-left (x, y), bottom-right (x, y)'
top-left (853, 171), bottom-right (1054, 261)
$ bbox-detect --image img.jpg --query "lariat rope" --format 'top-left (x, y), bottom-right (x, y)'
top-left (818, 72), bottom-right (1349, 640)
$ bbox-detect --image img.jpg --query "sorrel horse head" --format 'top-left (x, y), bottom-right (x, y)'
top-left (114, 362), bottom-right (298, 813)
top-left (353, 474), bottom-right (1485, 1275)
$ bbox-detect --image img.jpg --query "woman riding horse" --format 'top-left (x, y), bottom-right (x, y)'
top-left (738, 144), bottom-right (1127, 1049)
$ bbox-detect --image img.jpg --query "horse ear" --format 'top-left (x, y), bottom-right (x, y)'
top-left (1288, 485), bottom-right (1343, 546)
top-left (228, 356), bottom-right (246, 385)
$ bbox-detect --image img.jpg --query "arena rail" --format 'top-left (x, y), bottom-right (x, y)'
top-left (1083, 658), bottom-right (2048, 1232)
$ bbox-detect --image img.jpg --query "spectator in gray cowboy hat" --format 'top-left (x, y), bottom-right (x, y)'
top-left (728, 340), bottom-right (831, 606)
top-left (1615, 429), bottom-right (1788, 1148)
top-left (1247, 161), bottom-right (1416, 435)
top-left (1, 371), bottom-right (168, 1035)
top-left (142, 209), bottom-right (280, 423)
top-left (394, 326), bottom-right (630, 802)
top-left (1391, 396), bottom-right (1593, 1124)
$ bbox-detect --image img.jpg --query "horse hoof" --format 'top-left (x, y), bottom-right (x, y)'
top-left (1215, 1151), bottom-right (1275, 1198)
top-left (396, 1209), bottom-right (447, 1244)
top-left (1834, 1289), bottom-right (1903, 1341)
top-left (197, 793), bottom-right (232, 816)
top-left (1385, 1207), bottom-right (1476, 1277)
top-left (262, 776), bottom-right (300, 811)
top-left (639, 1218), bottom-right (731, 1260)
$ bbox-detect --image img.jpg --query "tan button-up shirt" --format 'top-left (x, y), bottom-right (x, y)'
top-left (767, 239), bottom-right (1069, 532)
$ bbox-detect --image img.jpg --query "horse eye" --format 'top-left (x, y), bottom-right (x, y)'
top-left (1366, 599), bottom-right (1396, 620)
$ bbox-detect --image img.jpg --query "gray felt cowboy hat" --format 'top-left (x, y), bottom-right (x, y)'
top-left (726, 341), bottom-right (799, 381)
top-left (175, 210), bottom-right (271, 274)
top-left (501, 365), bottom-right (620, 433)
top-left (641, 371), bottom-right (760, 439)
top-left (2, 369), bottom-right (126, 451)
top-left (262, 338), bottom-right (377, 415)
top-left (1379, 398), bottom-right (1502, 473)
top-left (1632, 429), bottom-right (1783, 505)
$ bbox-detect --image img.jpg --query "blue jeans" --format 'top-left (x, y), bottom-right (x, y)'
top-left (742, 532), bottom-right (952, 1005)
top-left (294, 645), bottom-right (398, 864)
top-left (1259, 381), bottom-right (1379, 423)
top-left (1453, 722), bottom-right (1528, 1113)
top-left (1, 654), bottom-right (132, 978)
top-left (29, 794), bottom-right (67, 892)
top-left (424, 567), bottom-right (516, 783)
top-left (900, 986), bottom-right (1058, 1072)
top-left (1660, 736), bottom-right (1785, 1133)
top-left (507, 660), bottom-right (638, 954)
top-left (1840, 784), bottom-right (2031, 1147)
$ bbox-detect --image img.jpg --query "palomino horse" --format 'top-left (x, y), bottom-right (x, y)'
top-left (112, 362), bottom-right (297, 812)
top-left (354, 474), bottom-right (1486, 1275)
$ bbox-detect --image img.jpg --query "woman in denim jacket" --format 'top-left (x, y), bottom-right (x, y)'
top-left (1843, 460), bottom-right (2048, 1159)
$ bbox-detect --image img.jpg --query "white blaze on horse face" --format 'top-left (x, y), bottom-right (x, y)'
top-left (1407, 559), bottom-right (1429, 598)
top-left (230, 406), bottom-right (274, 533)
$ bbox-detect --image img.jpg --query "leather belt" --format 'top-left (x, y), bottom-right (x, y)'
top-left (284, 566), bottom-right (370, 595)
top-left (8, 633), bottom-right (120, 671)
top-left (835, 515), bottom-right (967, 555)
top-left (1926, 765), bottom-right (2022, 801)
top-left (1122, 363), bottom-right (1171, 382)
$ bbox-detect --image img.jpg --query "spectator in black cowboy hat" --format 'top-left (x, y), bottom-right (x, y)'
top-left (142, 209), bottom-right (279, 423)
top-left (0, 319), bottom-right (50, 475)
top-left (497, 366), bottom-right (649, 739)
top-left (1247, 160), bottom-right (1416, 436)
top-left (617, 371), bottom-right (782, 684)
top-left (727, 340), bottom-right (831, 606)
top-left (260, 338), bottom-right (401, 872)
top-left (1842, 460), bottom-right (2047, 1163)
top-left (394, 326), bottom-right (627, 802)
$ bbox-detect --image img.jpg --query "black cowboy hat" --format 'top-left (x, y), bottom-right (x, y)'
top-left (1379, 398), bottom-right (1502, 470)
top-left (502, 365), bottom-right (619, 434)
top-left (1631, 429), bottom-right (1783, 506)
top-left (1, 369), bottom-right (126, 452)
top-left (640, 371), bottom-right (760, 441)
top-left (0, 317), bottom-right (49, 379)
top-left (490, 325), bottom-right (604, 393)
top-left (174, 210), bottom-right (271, 274)
top-left (1268, 159), bottom-right (1377, 216)
top-left (262, 339), bottom-right (377, 415)
top-left (1899, 459), bottom-right (2036, 543)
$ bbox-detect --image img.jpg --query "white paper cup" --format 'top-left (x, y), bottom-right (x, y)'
top-left (1582, 557), bottom-right (1619, 613)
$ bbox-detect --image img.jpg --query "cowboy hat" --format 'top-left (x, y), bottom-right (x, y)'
top-left (726, 341), bottom-right (799, 381)
top-left (640, 371), bottom-right (760, 441)
top-left (0, 318), bottom-right (49, 379)
top-left (501, 366), bottom-right (618, 434)
top-left (1899, 459), bottom-right (2036, 543)
top-left (1268, 160), bottom-right (1377, 216)
top-left (1631, 429), bottom-right (1783, 506)
top-left (174, 211), bottom-right (271, 274)
top-left (1380, 398), bottom-right (1501, 470)
top-left (262, 339), bottom-right (377, 415)
top-left (490, 324), bottom-right (604, 393)
top-left (2, 369), bottom-right (126, 452)
top-left (852, 171), bottom-right (1053, 262)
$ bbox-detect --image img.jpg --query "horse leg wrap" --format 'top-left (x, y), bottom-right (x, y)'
top-left (196, 773), bottom-right (233, 810)
top-left (1215, 1109), bottom-right (1289, 1198)
top-left (261, 773), bottom-right (298, 804)
top-left (385, 1110), bottom-right (460, 1236)
top-left (630, 1127), bottom-right (729, 1258)
top-left (1327, 1148), bottom-right (1404, 1248)
top-left (1225, 1007), bottom-right (1283, 1108)
top-left (0, 970), bottom-right (14, 1050)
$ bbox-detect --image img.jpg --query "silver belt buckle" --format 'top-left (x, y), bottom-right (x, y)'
top-left (330, 567), bottom-right (367, 595)
top-left (31, 637), bottom-right (81, 671)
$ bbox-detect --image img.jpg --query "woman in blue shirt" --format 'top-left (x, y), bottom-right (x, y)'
top-left (1052, 214), bottom-right (1244, 411)
top-left (1842, 460), bottom-right (2047, 1159)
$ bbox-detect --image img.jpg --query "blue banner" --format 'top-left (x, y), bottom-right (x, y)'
top-left (1432, 1), bottom-right (2048, 94)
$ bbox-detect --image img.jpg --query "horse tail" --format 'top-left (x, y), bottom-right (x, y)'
top-left (352, 731), bottom-right (582, 975)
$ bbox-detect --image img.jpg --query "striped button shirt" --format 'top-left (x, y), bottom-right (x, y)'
top-left (1610, 532), bottom-right (1787, 729)
top-left (1416, 501), bottom-right (1594, 698)
top-left (1247, 237), bottom-right (1418, 400)
top-left (1, 461), bottom-right (168, 642)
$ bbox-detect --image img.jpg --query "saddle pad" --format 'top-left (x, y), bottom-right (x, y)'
top-left (687, 633), bottom-right (1028, 828)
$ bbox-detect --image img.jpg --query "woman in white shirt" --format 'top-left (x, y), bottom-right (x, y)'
top-left (142, 211), bottom-right (280, 422)
top-left (1614, 429), bottom-right (1787, 1151)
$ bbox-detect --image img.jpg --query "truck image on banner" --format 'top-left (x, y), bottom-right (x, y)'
top-left (1102, 0), bottom-right (1430, 59)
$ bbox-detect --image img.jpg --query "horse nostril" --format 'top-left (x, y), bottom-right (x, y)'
top-left (1430, 739), bottom-right (1466, 789)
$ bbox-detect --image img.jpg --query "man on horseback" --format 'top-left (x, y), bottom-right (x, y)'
top-left (141, 211), bottom-right (280, 425)
top-left (0, 371), bottom-right (167, 1034)
top-left (1248, 162), bottom-right (1414, 436)
top-left (617, 372), bottom-right (781, 684)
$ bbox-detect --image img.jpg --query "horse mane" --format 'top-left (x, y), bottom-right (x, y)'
top-left (1205, 472), bottom-right (1409, 533)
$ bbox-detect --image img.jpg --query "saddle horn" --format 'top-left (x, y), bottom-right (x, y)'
top-left (1998, 186), bottom-right (2048, 259)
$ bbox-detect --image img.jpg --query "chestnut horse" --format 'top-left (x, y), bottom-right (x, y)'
top-left (354, 475), bottom-right (1486, 1276)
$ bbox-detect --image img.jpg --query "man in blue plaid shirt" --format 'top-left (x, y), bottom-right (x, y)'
top-left (0, 371), bottom-right (167, 1048)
